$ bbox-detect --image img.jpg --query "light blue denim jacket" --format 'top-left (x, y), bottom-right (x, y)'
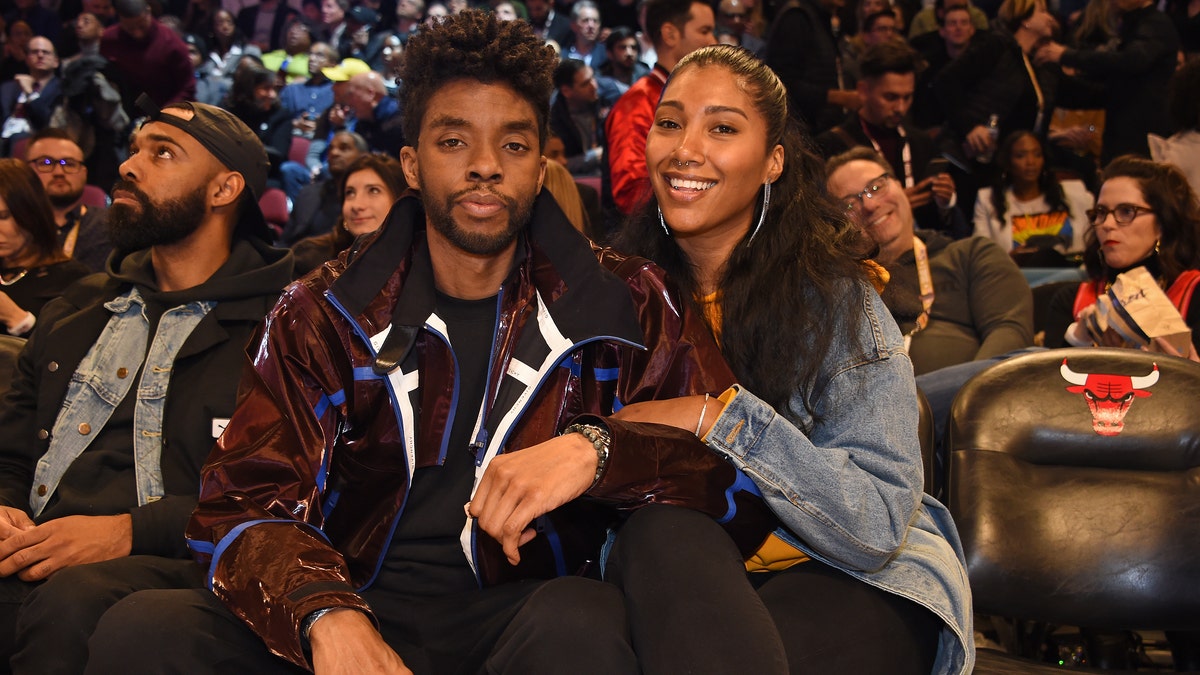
top-left (704, 283), bottom-right (975, 675)
top-left (30, 287), bottom-right (213, 516)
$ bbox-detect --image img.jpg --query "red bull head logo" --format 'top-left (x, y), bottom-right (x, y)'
top-left (1060, 359), bottom-right (1159, 436)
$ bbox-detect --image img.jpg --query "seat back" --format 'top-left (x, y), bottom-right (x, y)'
top-left (288, 136), bottom-right (311, 165)
top-left (947, 347), bottom-right (1200, 631)
top-left (81, 184), bottom-right (110, 208)
top-left (258, 188), bottom-right (290, 240)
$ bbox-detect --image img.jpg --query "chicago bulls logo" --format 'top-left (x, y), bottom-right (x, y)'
top-left (1061, 359), bottom-right (1159, 436)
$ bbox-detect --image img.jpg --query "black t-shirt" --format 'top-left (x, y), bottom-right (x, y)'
top-left (375, 291), bottom-right (498, 597)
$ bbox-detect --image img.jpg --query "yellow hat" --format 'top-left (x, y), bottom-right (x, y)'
top-left (322, 58), bottom-right (373, 82)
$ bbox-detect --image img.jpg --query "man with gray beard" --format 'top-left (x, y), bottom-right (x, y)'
top-left (0, 97), bottom-right (292, 674)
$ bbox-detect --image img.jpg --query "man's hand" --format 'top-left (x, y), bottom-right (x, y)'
top-left (1035, 41), bottom-right (1067, 65)
top-left (310, 609), bottom-right (412, 675)
top-left (930, 173), bottom-right (956, 209)
top-left (0, 514), bottom-right (132, 581)
top-left (906, 178), bottom-right (935, 209)
top-left (468, 434), bottom-right (597, 565)
top-left (964, 125), bottom-right (996, 158)
top-left (13, 75), bottom-right (34, 95)
top-left (0, 506), bottom-right (34, 541)
top-left (612, 395), bottom-right (722, 438)
top-left (827, 89), bottom-right (861, 110)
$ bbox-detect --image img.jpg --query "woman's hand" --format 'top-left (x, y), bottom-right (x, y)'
top-left (611, 395), bottom-right (725, 438)
top-left (0, 292), bottom-right (28, 333)
top-left (1148, 336), bottom-right (1200, 362)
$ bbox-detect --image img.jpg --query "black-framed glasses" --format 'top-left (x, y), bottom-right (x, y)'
top-left (28, 156), bottom-right (84, 174)
top-left (840, 173), bottom-right (892, 214)
top-left (1086, 203), bottom-right (1154, 226)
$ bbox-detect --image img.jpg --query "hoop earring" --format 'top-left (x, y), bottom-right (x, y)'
top-left (747, 182), bottom-right (771, 245)
top-left (658, 206), bottom-right (671, 237)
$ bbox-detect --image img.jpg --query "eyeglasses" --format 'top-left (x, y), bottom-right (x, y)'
top-left (840, 173), bottom-right (892, 214)
top-left (28, 156), bottom-right (84, 174)
top-left (1086, 203), bottom-right (1154, 226)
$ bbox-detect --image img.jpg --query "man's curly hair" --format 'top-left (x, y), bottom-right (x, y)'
top-left (401, 10), bottom-right (559, 149)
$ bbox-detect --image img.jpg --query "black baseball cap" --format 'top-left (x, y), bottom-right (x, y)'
top-left (135, 94), bottom-right (274, 242)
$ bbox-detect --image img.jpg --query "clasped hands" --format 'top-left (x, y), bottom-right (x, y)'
top-left (0, 507), bottom-right (131, 581)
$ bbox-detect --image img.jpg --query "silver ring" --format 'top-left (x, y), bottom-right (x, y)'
top-left (674, 159), bottom-right (691, 168)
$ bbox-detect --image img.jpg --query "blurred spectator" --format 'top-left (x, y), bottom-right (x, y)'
top-left (84, 0), bottom-right (119, 25)
top-left (911, 3), bottom-right (975, 129)
top-left (1, 37), bottom-right (61, 149)
top-left (379, 34), bottom-right (404, 92)
top-left (551, 59), bottom-right (605, 176)
top-left (935, 0), bottom-right (1059, 166)
top-left (0, 20), bottom-right (34, 83)
top-left (1148, 58), bottom-right (1200, 196)
top-left (596, 26), bottom-right (649, 102)
top-left (181, 0), bottom-right (219, 37)
top-left (236, 0), bottom-right (300, 53)
top-left (343, 6), bottom-right (388, 67)
top-left (3, 0), bottom-right (59, 47)
top-left (907, 0), bottom-right (988, 39)
top-left (186, 33), bottom-right (228, 105)
top-left (394, 0), bottom-right (425, 41)
top-left (974, 131), bottom-right (1093, 259)
top-left (283, 129), bottom-right (367, 246)
top-left (322, 0), bottom-right (350, 49)
top-left (817, 42), bottom-right (964, 236)
top-left (542, 160), bottom-right (593, 236)
top-left (1037, 0), bottom-right (1181, 161)
top-left (0, 159), bottom-right (90, 338)
top-left (526, 0), bottom-right (573, 44)
top-left (716, 0), bottom-right (765, 56)
top-left (227, 64), bottom-right (293, 188)
top-left (23, 129), bottom-right (114, 273)
top-left (606, 0), bottom-right (715, 216)
top-left (280, 41), bottom-right (337, 134)
top-left (493, 2), bottom-right (521, 21)
top-left (261, 19), bottom-right (315, 83)
top-left (564, 1), bottom-right (607, 68)
top-left (425, 2), bottom-right (450, 26)
top-left (346, 70), bottom-right (404, 156)
top-left (51, 55), bottom-right (128, 191)
top-left (207, 8), bottom-right (262, 79)
top-left (765, 0), bottom-right (859, 134)
top-left (292, 152), bottom-right (405, 275)
top-left (101, 0), bottom-right (196, 113)
top-left (1162, 0), bottom-right (1200, 56)
top-left (64, 13), bottom-right (106, 68)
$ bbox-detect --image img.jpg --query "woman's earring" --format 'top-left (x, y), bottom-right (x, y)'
top-left (747, 182), bottom-right (771, 245)
top-left (1155, 239), bottom-right (1161, 254)
top-left (658, 206), bottom-right (671, 237)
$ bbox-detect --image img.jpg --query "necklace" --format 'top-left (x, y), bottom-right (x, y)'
top-left (0, 269), bottom-right (28, 286)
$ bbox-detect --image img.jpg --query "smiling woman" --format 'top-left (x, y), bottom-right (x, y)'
top-left (613, 44), bottom-right (974, 675)
top-left (0, 159), bottom-right (90, 337)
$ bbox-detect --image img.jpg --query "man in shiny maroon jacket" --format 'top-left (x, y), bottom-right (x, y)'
top-left (84, 10), bottom-right (770, 674)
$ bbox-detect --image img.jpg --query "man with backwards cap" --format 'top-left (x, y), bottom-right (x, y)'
top-left (0, 96), bottom-right (293, 673)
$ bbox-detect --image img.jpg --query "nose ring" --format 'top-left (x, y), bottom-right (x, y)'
top-left (674, 159), bottom-right (691, 168)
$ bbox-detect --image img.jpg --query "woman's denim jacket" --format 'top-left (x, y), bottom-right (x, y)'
top-left (705, 283), bottom-right (975, 675)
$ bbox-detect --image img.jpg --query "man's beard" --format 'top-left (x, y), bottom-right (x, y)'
top-left (420, 180), bottom-right (534, 256)
top-left (107, 179), bottom-right (208, 252)
top-left (46, 185), bottom-right (84, 209)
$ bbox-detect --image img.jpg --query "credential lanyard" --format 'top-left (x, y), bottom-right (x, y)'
top-left (905, 236), bottom-right (935, 351)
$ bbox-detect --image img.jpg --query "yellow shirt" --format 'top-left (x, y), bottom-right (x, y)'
top-left (695, 293), bottom-right (811, 572)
